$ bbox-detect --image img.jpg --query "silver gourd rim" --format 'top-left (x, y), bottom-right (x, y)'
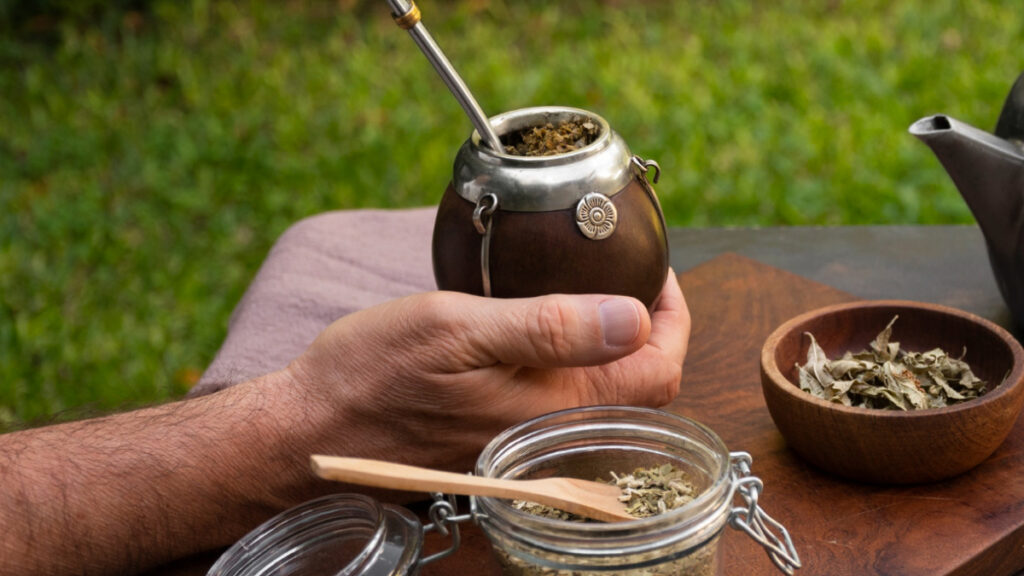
top-left (453, 106), bottom-right (636, 212)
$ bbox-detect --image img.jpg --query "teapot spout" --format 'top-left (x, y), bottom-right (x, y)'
top-left (910, 72), bottom-right (1024, 219)
top-left (909, 114), bottom-right (1024, 230)
top-left (909, 113), bottom-right (1024, 330)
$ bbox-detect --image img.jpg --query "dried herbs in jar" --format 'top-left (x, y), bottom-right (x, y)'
top-left (513, 463), bottom-right (697, 521)
top-left (474, 407), bottom-right (799, 576)
top-left (502, 464), bottom-right (716, 576)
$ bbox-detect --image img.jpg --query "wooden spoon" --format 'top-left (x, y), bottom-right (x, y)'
top-left (310, 455), bottom-right (634, 523)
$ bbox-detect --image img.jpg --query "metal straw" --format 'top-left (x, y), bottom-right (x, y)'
top-left (386, 0), bottom-right (504, 152)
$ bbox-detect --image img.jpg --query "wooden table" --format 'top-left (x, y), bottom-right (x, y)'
top-left (667, 225), bottom-right (1012, 330)
top-left (659, 226), bottom-right (1024, 576)
top-left (151, 225), bottom-right (1024, 576)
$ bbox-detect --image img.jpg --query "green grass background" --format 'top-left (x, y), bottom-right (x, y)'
top-left (1, 0), bottom-right (1022, 430)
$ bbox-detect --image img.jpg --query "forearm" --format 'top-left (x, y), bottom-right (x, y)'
top-left (0, 370), bottom-right (319, 576)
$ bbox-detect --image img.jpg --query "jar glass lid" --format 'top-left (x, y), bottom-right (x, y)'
top-left (207, 493), bottom-right (423, 576)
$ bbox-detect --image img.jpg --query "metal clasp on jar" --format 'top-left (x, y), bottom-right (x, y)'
top-left (416, 492), bottom-right (473, 567)
top-left (729, 452), bottom-right (802, 575)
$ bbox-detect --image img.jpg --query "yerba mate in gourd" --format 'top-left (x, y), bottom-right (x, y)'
top-left (383, 1), bottom-right (667, 306)
top-left (433, 106), bottom-right (668, 308)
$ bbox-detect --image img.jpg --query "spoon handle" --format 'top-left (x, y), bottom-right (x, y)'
top-left (311, 455), bottom-right (633, 522)
top-left (386, 0), bottom-right (505, 152)
top-left (311, 455), bottom-right (533, 499)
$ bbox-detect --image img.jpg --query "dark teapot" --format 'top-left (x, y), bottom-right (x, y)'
top-left (910, 71), bottom-right (1024, 330)
top-left (432, 106), bottom-right (669, 309)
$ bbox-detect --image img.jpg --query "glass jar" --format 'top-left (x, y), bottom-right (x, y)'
top-left (207, 493), bottom-right (424, 576)
top-left (474, 406), bottom-right (798, 576)
top-left (207, 408), bottom-right (798, 576)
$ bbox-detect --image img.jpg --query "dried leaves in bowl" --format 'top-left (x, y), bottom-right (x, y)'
top-left (761, 299), bottom-right (1024, 483)
top-left (797, 315), bottom-right (988, 410)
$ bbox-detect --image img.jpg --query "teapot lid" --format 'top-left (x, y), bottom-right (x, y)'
top-left (995, 71), bottom-right (1024, 143)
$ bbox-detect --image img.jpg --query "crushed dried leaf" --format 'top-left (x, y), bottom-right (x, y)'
top-left (512, 463), bottom-right (696, 521)
top-left (505, 464), bottom-right (714, 575)
top-left (796, 315), bottom-right (988, 410)
top-left (503, 120), bottom-right (599, 156)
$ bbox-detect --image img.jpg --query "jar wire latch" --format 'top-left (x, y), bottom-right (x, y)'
top-left (417, 492), bottom-right (473, 568)
top-left (728, 451), bottom-right (802, 575)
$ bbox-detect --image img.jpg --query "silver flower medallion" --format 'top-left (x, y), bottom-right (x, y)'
top-left (575, 192), bottom-right (617, 240)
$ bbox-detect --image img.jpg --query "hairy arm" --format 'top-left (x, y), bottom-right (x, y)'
top-left (0, 276), bottom-right (689, 575)
top-left (0, 371), bottom-right (324, 576)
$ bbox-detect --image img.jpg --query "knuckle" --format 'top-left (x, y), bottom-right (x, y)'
top-left (410, 292), bottom-right (463, 329)
top-left (398, 292), bottom-right (471, 350)
top-left (656, 361), bottom-right (684, 405)
top-left (396, 292), bottom-right (481, 365)
top-left (617, 360), bottom-right (682, 407)
top-left (530, 297), bottom-right (576, 362)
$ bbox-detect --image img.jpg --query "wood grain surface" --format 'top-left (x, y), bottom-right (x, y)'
top-left (150, 251), bottom-right (1024, 575)
top-left (422, 252), bottom-right (1024, 576)
top-left (667, 254), bottom-right (1024, 576)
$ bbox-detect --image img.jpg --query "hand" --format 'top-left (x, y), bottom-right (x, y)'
top-left (0, 272), bottom-right (689, 575)
top-left (279, 270), bottom-right (690, 483)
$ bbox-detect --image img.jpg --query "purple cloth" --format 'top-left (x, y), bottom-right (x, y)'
top-left (190, 208), bottom-right (438, 397)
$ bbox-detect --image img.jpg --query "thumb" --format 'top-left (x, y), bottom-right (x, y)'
top-left (462, 293), bottom-right (651, 368)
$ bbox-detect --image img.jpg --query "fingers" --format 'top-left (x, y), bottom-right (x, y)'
top-left (453, 292), bottom-right (653, 369)
top-left (303, 275), bottom-right (685, 394)
top-left (627, 270), bottom-right (689, 404)
top-left (577, 271), bottom-right (690, 408)
top-left (649, 269), bottom-right (690, 366)
top-left (387, 278), bottom-right (684, 374)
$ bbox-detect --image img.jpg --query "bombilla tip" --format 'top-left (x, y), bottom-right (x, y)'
top-left (386, 0), bottom-right (415, 17)
top-left (388, 0), bottom-right (421, 30)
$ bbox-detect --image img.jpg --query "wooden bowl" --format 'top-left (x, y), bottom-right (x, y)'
top-left (760, 300), bottom-right (1024, 484)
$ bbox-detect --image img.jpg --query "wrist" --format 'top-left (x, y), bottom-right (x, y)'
top-left (237, 366), bottom-right (357, 507)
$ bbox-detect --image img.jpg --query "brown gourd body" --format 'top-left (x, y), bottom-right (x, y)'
top-left (433, 177), bottom-right (668, 308)
top-left (429, 106), bottom-right (668, 308)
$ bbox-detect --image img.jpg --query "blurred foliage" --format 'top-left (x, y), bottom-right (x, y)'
top-left (0, 0), bottom-right (152, 39)
top-left (1, 0), bottom-right (1022, 429)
